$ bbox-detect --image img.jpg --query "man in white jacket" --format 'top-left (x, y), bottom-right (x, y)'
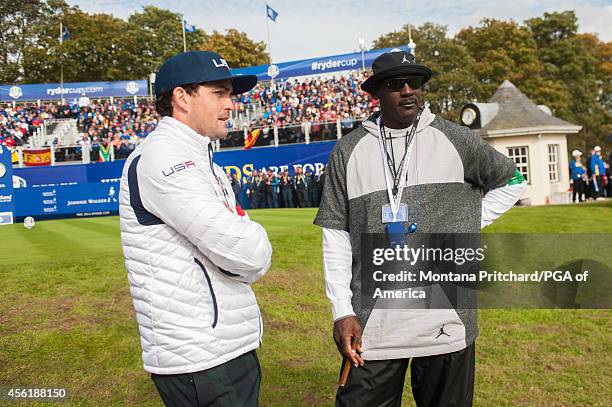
top-left (314, 51), bottom-right (526, 406)
top-left (119, 51), bottom-right (272, 406)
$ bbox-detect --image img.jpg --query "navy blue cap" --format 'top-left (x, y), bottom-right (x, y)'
top-left (154, 51), bottom-right (257, 96)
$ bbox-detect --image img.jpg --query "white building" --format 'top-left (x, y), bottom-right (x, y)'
top-left (460, 80), bottom-right (582, 205)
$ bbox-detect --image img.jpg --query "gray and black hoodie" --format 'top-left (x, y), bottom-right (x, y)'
top-left (314, 106), bottom-right (521, 359)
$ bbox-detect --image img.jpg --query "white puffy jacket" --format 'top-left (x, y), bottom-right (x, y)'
top-left (119, 116), bottom-right (272, 375)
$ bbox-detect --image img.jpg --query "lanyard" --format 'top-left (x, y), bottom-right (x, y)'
top-left (377, 111), bottom-right (421, 221)
top-left (380, 115), bottom-right (420, 195)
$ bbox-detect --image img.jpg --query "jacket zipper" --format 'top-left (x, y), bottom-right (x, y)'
top-left (194, 258), bottom-right (218, 329)
top-left (257, 308), bottom-right (263, 346)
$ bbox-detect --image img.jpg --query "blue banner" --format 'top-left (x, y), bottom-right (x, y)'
top-left (13, 163), bottom-right (89, 188)
top-left (13, 182), bottom-right (120, 220)
top-left (13, 142), bottom-right (336, 187)
top-left (0, 80), bottom-right (148, 102)
top-left (0, 145), bottom-right (15, 224)
top-left (215, 142), bottom-right (334, 181)
top-left (232, 46), bottom-right (409, 81)
top-left (86, 160), bottom-right (124, 184)
top-left (13, 160), bottom-right (123, 188)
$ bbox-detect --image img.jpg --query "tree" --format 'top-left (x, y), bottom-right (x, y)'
top-left (526, 11), bottom-right (578, 49)
top-left (22, 8), bottom-right (146, 82)
top-left (0, 0), bottom-right (67, 83)
top-left (6, 3), bottom-right (266, 85)
top-left (127, 6), bottom-right (206, 75)
top-left (579, 34), bottom-right (612, 114)
top-left (198, 29), bottom-right (268, 68)
top-left (526, 11), bottom-right (611, 152)
top-left (456, 19), bottom-right (549, 100)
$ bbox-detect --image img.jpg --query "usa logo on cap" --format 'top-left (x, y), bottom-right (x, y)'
top-left (213, 58), bottom-right (229, 69)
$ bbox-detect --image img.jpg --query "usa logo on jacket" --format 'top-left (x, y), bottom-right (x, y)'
top-left (162, 161), bottom-right (196, 177)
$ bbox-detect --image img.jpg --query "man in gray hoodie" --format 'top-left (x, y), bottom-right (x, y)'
top-left (314, 51), bottom-right (526, 406)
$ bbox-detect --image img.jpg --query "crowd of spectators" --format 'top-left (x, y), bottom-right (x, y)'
top-left (1, 72), bottom-right (376, 153)
top-left (232, 167), bottom-right (325, 210)
top-left (570, 147), bottom-right (612, 201)
top-left (0, 99), bottom-right (157, 153)
top-left (232, 72), bottom-right (377, 128)
top-left (0, 103), bottom-right (46, 147)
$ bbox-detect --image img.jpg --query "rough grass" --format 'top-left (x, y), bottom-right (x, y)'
top-left (0, 202), bottom-right (610, 406)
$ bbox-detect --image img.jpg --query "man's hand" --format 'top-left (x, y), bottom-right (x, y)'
top-left (333, 316), bottom-right (364, 367)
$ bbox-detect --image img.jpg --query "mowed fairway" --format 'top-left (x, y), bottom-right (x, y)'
top-left (0, 202), bottom-right (610, 406)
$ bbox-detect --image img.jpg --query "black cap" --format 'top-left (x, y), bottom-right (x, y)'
top-left (361, 51), bottom-right (432, 94)
top-left (154, 51), bottom-right (257, 96)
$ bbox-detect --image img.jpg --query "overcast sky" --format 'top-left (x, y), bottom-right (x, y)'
top-left (67, 0), bottom-right (612, 63)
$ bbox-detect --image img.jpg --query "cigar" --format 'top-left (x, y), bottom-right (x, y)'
top-left (338, 357), bottom-right (352, 387)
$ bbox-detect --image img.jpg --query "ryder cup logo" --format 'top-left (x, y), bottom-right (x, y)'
top-left (9, 86), bottom-right (23, 99)
top-left (125, 81), bottom-right (139, 94)
top-left (267, 64), bottom-right (279, 79)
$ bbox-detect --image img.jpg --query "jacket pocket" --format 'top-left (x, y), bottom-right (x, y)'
top-left (194, 258), bottom-right (218, 329)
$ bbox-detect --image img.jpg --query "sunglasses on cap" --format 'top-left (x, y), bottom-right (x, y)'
top-left (384, 77), bottom-right (424, 91)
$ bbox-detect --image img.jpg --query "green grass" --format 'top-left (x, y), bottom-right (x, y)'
top-left (0, 202), bottom-right (610, 406)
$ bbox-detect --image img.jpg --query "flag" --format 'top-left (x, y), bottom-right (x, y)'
top-left (61, 26), bottom-right (69, 43)
top-left (23, 148), bottom-right (52, 166)
top-left (266, 4), bottom-right (279, 22)
top-left (183, 20), bottom-right (196, 33)
top-left (99, 144), bottom-right (112, 162)
top-left (11, 148), bottom-right (19, 164)
top-left (244, 129), bottom-right (261, 150)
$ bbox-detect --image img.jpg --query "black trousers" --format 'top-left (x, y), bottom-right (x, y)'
top-left (336, 344), bottom-right (475, 407)
top-left (296, 189), bottom-right (309, 207)
top-left (572, 179), bottom-right (585, 202)
top-left (249, 192), bottom-right (258, 209)
top-left (281, 188), bottom-right (293, 208)
top-left (151, 350), bottom-right (261, 407)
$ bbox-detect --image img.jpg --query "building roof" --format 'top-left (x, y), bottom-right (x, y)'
top-left (475, 80), bottom-right (581, 137)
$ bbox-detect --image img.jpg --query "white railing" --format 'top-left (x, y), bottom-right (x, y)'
top-left (37, 118), bottom-right (79, 147)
